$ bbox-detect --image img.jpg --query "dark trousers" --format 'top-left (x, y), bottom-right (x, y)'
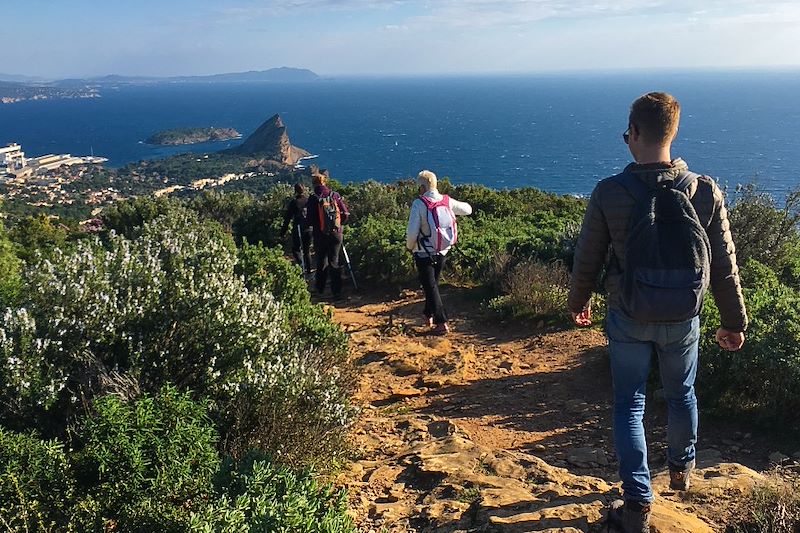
top-left (314, 232), bottom-right (343, 296)
top-left (415, 254), bottom-right (447, 325)
top-left (291, 226), bottom-right (312, 273)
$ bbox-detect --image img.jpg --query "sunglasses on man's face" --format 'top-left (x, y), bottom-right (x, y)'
top-left (622, 127), bottom-right (631, 144)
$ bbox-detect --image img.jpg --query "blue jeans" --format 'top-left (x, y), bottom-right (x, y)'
top-left (606, 310), bottom-right (699, 503)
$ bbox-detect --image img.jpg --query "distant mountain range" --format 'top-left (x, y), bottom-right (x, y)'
top-left (0, 67), bottom-right (320, 86)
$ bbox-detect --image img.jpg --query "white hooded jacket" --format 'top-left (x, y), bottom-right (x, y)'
top-left (405, 190), bottom-right (473, 256)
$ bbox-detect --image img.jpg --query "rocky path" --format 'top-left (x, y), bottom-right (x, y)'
top-left (332, 287), bottom-right (786, 532)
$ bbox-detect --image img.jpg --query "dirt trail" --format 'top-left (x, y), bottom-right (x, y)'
top-left (332, 287), bottom-right (782, 532)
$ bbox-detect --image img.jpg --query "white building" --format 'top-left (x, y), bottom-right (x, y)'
top-left (0, 143), bottom-right (26, 173)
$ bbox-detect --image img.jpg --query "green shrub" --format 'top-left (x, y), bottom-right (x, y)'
top-left (0, 429), bottom-right (74, 532)
top-left (101, 195), bottom-right (189, 239)
top-left (344, 215), bottom-right (414, 283)
top-left (0, 225), bottom-right (22, 307)
top-left (447, 184), bottom-right (585, 220)
top-left (729, 185), bottom-right (800, 275)
top-left (699, 261), bottom-right (800, 429)
top-left (0, 389), bottom-right (356, 533)
top-left (237, 241), bottom-right (308, 310)
top-left (232, 184), bottom-right (293, 248)
top-left (189, 453), bottom-right (355, 533)
top-left (70, 386), bottom-right (220, 532)
top-left (188, 191), bottom-right (257, 233)
top-left (339, 179), bottom-right (417, 224)
top-left (448, 213), bottom-right (581, 283)
top-left (7, 214), bottom-right (71, 264)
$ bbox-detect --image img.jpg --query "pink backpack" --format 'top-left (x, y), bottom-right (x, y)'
top-left (418, 195), bottom-right (458, 254)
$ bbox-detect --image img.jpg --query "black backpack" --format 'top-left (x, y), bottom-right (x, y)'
top-left (293, 197), bottom-right (308, 226)
top-left (614, 171), bottom-right (711, 323)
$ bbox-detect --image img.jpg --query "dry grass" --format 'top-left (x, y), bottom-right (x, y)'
top-left (725, 468), bottom-right (800, 533)
top-left (489, 258), bottom-right (570, 321)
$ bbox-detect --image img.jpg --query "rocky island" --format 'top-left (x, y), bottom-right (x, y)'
top-left (145, 127), bottom-right (242, 146)
top-left (222, 114), bottom-right (310, 165)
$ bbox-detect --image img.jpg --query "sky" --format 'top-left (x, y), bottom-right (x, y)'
top-left (3, 0), bottom-right (800, 78)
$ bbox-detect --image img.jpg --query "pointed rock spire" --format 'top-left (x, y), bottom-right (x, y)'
top-left (223, 113), bottom-right (309, 165)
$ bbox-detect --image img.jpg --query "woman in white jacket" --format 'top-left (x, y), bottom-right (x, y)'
top-left (406, 170), bottom-right (472, 335)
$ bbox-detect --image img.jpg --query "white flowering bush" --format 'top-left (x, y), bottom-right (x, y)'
top-left (0, 211), bottom-right (355, 465)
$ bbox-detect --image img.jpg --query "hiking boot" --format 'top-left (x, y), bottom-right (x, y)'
top-left (424, 316), bottom-right (434, 328)
top-left (432, 323), bottom-right (449, 336)
top-left (669, 459), bottom-right (695, 491)
top-left (608, 499), bottom-right (651, 533)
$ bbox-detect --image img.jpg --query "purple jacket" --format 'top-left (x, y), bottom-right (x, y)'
top-left (307, 185), bottom-right (350, 236)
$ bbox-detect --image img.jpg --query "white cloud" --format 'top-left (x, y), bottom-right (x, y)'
top-left (215, 0), bottom-right (800, 29)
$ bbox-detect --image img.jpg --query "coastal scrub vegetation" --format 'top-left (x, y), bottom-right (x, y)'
top-left (3, 178), bottom-right (800, 528)
top-left (97, 181), bottom-right (800, 428)
top-left (698, 186), bottom-right (800, 430)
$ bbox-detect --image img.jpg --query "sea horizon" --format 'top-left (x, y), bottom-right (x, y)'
top-left (2, 70), bottom-right (799, 199)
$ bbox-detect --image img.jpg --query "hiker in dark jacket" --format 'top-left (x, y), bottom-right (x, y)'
top-left (307, 170), bottom-right (349, 298)
top-left (568, 92), bottom-right (747, 533)
top-left (281, 183), bottom-right (312, 275)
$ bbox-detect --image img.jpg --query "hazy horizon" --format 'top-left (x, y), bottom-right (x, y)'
top-left (4, 1), bottom-right (800, 79)
top-left (4, 65), bottom-right (800, 82)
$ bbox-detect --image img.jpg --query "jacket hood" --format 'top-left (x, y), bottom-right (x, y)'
top-left (314, 185), bottom-right (332, 196)
top-left (625, 158), bottom-right (689, 188)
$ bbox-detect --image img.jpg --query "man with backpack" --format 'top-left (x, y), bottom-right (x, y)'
top-left (307, 169), bottom-right (349, 299)
top-left (281, 183), bottom-right (313, 276)
top-left (406, 170), bottom-right (473, 336)
top-left (568, 92), bottom-right (748, 532)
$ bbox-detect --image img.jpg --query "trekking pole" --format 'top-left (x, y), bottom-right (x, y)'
top-left (296, 224), bottom-right (307, 275)
top-left (341, 242), bottom-right (359, 291)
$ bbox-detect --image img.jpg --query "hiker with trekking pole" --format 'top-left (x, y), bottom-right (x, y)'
top-left (406, 170), bottom-right (473, 336)
top-left (281, 183), bottom-right (313, 276)
top-left (307, 169), bottom-right (353, 299)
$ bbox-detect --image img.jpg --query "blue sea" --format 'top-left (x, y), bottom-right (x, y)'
top-left (1, 71), bottom-right (799, 197)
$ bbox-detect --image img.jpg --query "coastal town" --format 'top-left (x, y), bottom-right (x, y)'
top-left (0, 143), bottom-right (116, 214)
top-left (0, 140), bottom-right (287, 218)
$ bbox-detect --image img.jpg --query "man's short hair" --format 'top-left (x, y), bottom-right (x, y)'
top-left (629, 92), bottom-right (681, 146)
top-left (417, 170), bottom-right (437, 191)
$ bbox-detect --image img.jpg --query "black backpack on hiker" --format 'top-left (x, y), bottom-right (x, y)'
top-left (614, 171), bottom-right (711, 323)
top-left (292, 197), bottom-right (309, 227)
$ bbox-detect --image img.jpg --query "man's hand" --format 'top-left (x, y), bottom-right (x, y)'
top-left (571, 304), bottom-right (592, 327)
top-left (716, 328), bottom-right (745, 351)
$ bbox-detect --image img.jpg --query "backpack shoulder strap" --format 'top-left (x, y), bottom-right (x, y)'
top-left (672, 171), bottom-right (701, 194)
top-left (612, 171), bottom-right (652, 204)
top-left (419, 194), bottom-right (434, 205)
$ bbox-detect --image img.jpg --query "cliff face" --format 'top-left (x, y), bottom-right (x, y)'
top-left (223, 114), bottom-right (309, 165)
